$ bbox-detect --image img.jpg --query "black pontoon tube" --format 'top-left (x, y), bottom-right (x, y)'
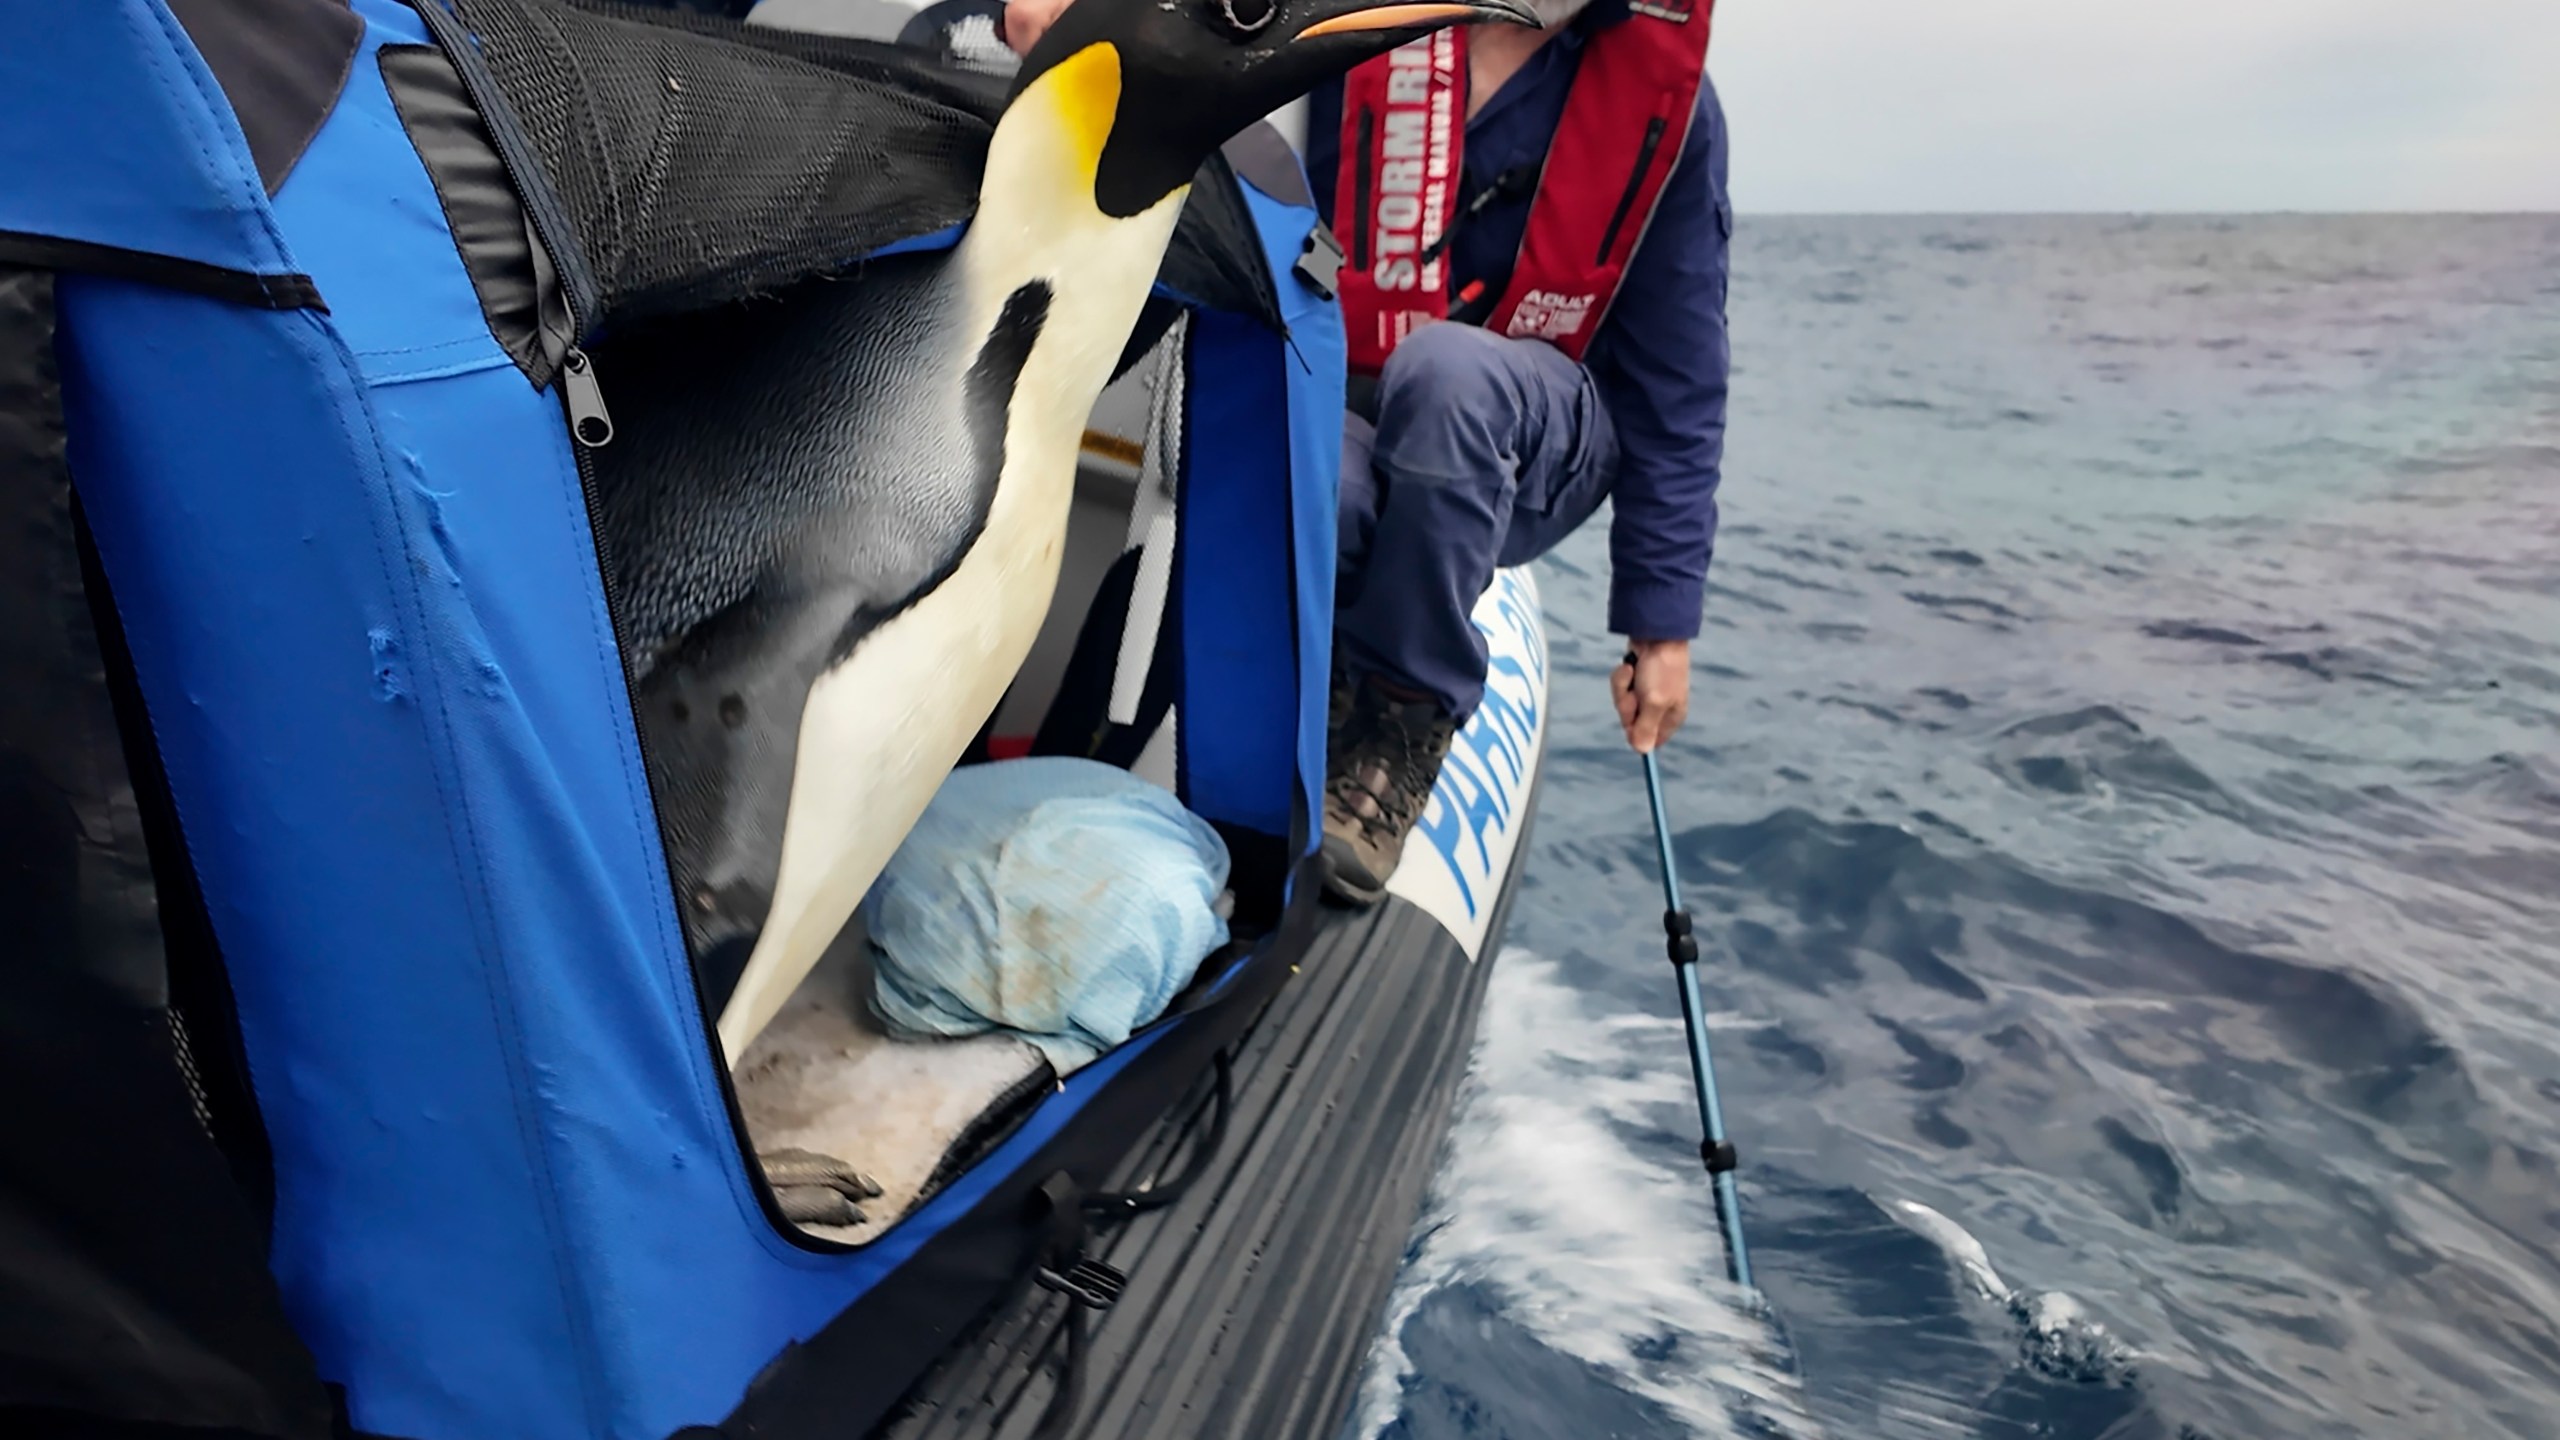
top-left (1640, 742), bottom-right (1753, 1288)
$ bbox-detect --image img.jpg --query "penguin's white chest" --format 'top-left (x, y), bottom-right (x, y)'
top-left (710, 345), bottom-right (1086, 1061)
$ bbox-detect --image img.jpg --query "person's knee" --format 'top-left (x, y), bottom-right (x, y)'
top-left (1377, 322), bottom-right (1514, 422)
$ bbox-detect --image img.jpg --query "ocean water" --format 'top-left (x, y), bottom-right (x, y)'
top-left (1346, 215), bottom-right (2560, 1440)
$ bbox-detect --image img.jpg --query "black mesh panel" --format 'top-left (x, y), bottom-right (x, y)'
top-left (420, 0), bottom-right (1283, 335)
top-left (442, 0), bottom-right (1000, 322)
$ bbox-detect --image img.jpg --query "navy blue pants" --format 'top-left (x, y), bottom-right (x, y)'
top-left (1336, 323), bottom-right (1619, 720)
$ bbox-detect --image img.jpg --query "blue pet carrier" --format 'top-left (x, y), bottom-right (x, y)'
top-left (0, 3), bottom-right (1355, 1437)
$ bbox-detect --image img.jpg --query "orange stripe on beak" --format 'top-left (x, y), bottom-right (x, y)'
top-left (1297, 2), bottom-right (1491, 39)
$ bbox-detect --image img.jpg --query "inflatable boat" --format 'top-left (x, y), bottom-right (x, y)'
top-left (0, 3), bottom-right (1545, 1438)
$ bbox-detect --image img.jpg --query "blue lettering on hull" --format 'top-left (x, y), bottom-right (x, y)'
top-left (1411, 571), bottom-right (1548, 922)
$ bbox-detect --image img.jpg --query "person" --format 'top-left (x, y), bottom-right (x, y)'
top-left (1001, 0), bottom-right (1731, 906)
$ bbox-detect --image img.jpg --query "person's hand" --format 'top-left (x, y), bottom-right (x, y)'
top-left (1611, 638), bottom-right (1692, 754)
top-left (1005, 0), bottom-right (1075, 55)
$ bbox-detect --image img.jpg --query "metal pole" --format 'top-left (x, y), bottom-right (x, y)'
top-left (1642, 748), bottom-right (1752, 1288)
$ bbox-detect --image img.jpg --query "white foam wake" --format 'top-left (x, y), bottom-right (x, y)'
top-left (1350, 950), bottom-right (1818, 1438)
top-left (1887, 1199), bottom-right (2140, 1387)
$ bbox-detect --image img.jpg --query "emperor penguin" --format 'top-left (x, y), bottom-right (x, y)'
top-left (587, 0), bottom-right (1537, 1064)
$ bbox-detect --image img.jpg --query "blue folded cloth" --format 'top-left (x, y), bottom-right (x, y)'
top-left (862, 757), bottom-right (1231, 1074)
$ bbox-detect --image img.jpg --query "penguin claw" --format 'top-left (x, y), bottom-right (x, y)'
top-left (759, 1147), bottom-right (884, 1202)
top-left (773, 1183), bottom-right (867, 1228)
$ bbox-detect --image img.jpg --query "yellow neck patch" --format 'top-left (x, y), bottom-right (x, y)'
top-left (1035, 42), bottom-right (1123, 179)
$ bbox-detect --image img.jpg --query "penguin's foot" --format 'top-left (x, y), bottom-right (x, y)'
top-left (761, 1147), bottom-right (883, 1227)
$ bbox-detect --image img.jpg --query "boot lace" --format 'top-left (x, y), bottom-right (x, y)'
top-left (1330, 703), bottom-right (1450, 839)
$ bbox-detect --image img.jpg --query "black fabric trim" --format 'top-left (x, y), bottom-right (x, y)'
top-left (167, 0), bottom-right (363, 196)
top-left (1025, 546), bottom-right (1182, 773)
top-left (0, 233), bottom-right (322, 312)
top-left (709, 865), bottom-right (1325, 1440)
top-left (1157, 154), bottom-right (1284, 339)
top-left (1220, 122), bottom-right (1313, 211)
top-left (912, 1057), bottom-right (1065, 1206)
top-left (378, 44), bottom-right (574, 384)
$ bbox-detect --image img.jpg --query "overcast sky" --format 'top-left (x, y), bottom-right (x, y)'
top-left (1711, 0), bottom-right (2560, 213)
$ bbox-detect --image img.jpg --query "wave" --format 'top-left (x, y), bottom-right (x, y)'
top-left (1350, 951), bottom-right (1818, 1439)
top-left (1690, 807), bottom-right (2470, 1125)
top-left (1985, 704), bottom-right (2255, 818)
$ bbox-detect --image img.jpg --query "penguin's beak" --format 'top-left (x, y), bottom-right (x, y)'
top-left (1292, 0), bottom-right (1543, 42)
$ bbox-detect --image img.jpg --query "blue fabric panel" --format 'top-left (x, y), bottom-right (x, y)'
top-left (1178, 312), bottom-right (1296, 837)
top-left (1176, 179), bottom-right (1341, 844)
top-left (55, 277), bottom-right (609, 1439)
top-left (58, 270), bottom-right (1122, 1440)
top-left (62, 10), bottom-right (688, 1434)
top-left (77, 11), bottom-right (764, 1435)
top-left (270, 8), bottom-right (522, 385)
top-left (1256, 184), bottom-right (1349, 854)
top-left (0, 0), bottom-right (296, 278)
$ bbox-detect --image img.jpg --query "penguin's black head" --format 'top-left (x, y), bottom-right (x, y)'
top-left (1013, 0), bottom-right (1538, 219)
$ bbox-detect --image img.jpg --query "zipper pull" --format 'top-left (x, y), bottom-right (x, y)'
top-left (562, 347), bottom-right (613, 447)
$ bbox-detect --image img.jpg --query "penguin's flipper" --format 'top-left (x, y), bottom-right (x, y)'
top-left (708, 281), bottom-right (1059, 1060)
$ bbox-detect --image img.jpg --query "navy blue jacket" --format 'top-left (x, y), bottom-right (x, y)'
top-left (1308, 2), bottom-right (1731, 641)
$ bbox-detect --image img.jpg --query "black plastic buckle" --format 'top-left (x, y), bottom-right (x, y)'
top-left (1701, 1139), bottom-right (1739, 1175)
top-left (1295, 224), bottom-right (1346, 299)
top-left (1037, 1257), bottom-right (1128, 1311)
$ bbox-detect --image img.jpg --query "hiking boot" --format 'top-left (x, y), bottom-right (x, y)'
top-left (1321, 680), bottom-right (1457, 906)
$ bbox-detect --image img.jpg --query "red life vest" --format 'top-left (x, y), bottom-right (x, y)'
top-left (1329, 0), bottom-right (1716, 374)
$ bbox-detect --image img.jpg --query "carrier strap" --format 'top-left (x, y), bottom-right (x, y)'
top-left (0, 232), bottom-right (323, 312)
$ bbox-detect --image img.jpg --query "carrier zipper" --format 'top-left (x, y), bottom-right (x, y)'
top-left (552, 335), bottom-right (805, 1263)
top-left (1348, 107), bottom-right (1375, 272)
top-left (1594, 115), bottom-right (1668, 267)
top-left (561, 347), bottom-right (613, 447)
top-left (404, 0), bottom-right (601, 346)
top-left (553, 377), bottom-right (784, 1253)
